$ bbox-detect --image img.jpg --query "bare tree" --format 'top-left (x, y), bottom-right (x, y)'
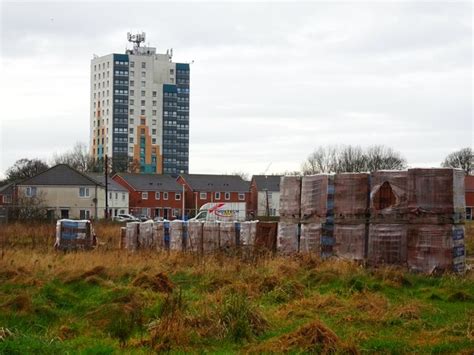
top-left (5, 158), bottom-right (49, 182)
top-left (441, 147), bottom-right (473, 175)
top-left (301, 145), bottom-right (407, 174)
top-left (52, 142), bottom-right (102, 173)
top-left (232, 171), bottom-right (250, 181)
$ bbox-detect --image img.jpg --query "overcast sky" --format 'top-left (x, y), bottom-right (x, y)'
top-left (0, 1), bottom-right (472, 178)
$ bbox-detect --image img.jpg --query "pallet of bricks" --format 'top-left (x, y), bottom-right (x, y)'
top-left (277, 168), bottom-right (466, 273)
top-left (121, 220), bottom-right (259, 254)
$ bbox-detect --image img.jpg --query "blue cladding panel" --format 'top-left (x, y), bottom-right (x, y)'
top-left (176, 63), bottom-right (189, 70)
top-left (163, 84), bottom-right (178, 93)
top-left (113, 53), bottom-right (129, 61)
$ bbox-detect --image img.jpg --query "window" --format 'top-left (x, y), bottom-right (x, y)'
top-left (141, 109), bottom-right (145, 115)
top-left (130, 61), bottom-right (134, 67)
top-left (239, 193), bottom-right (245, 201)
top-left (130, 70), bottom-right (134, 76)
top-left (155, 192), bottom-right (160, 200)
top-left (152, 119), bottom-right (157, 125)
top-left (141, 72), bottom-right (146, 78)
top-left (141, 81), bottom-right (146, 87)
top-left (122, 193), bottom-right (126, 201)
top-left (172, 209), bottom-right (180, 218)
top-left (129, 137), bottom-right (134, 143)
top-left (141, 62), bottom-right (146, 69)
top-left (152, 91), bottom-right (157, 97)
top-left (175, 193), bottom-right (181, 200)
top-left (225, 192), bottom-right (230, 200)
top-left (200, 192), bottom-right (207, 200)
top-left (129, 128), bottom-right (134, 134)
top-left (115, 193), bottom-right (118, 199)
top-left (130, 108), bottom-right (134, 115)
top-left (152, 110), bottom-right (157, 116)
top-left (163, 192), bottom-right (169, 200)
top-left (140, 118), bottom-right (146, 125)
top-left (142, 192), bottom-right (148, 200)
top-left (141, 100), bottom-right (145, 106)
top-left (3, 195), bottom-right (12, 203)
top-left (130, 80), bottom-right (134, 86)
top-left (79, 187), bottom-right (90, 197)
top-left (214, 192), bottom-right (221, 200)
top-left (141, 90), bottom-right (145, 97)
top-left (152, 129), bottom-right (156, 135)
top-left (79, 209), bottom-right (90, 220)
top-left (109, 192), bottom-right (112, 199)
top-left (170, 69), bottom-right (174, 75)
top-left (152, 100), bottom-right (157, 106)
top-left (130, 90), bottom-right (134, 96)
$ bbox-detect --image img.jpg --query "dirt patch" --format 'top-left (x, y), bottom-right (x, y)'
top-left (132, 272), bottom-right (174, 293)
top-left (448, 291), bottom-right (473, 302)
top-left (252, 320), bottom-right (357, 353)
top-left (81, 265), bottom-right (107, 278)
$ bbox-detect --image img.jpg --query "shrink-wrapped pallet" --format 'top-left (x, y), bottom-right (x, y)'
top-left (139, 220), bottom-right (155, 249)
top-left (370, 171), bottom-right (408, 222)
top-left (333, 224), bottom-right (366, 260)
top-left (334, 173), bottom-right (369, 223)
top-left (300, 223), bottom-right (321, 255)
top-left (187, 221), bottom-right (203, 253)
top-left (219, 221), bottom-right (236, 248)
top-left (277, 221), bottom-right (299, 254)
top-left (55, 219), bottom-right (94, 251)
top-left (203, 221), bottom-right (220, 253)
top-left (279, 176), bottom-right (301, 220)
top-left (255, 222), bottom-right (278, 252)
top-left (240, 221), bottom-right (258, 246)
top-left (153, 221), bottom-right (165, 250)
top-left (301, 175), bottom-right (329, 223)
top-left (407, 168), bottom-right (465, 224)
top-left (368, 224), bottom-right (407, 265)
top-left (125, 222), bottom-right (139, 251)
top-left (407, 224), bottom-right (465, 273)
top-left (170, 220), bottom-right (184, 251)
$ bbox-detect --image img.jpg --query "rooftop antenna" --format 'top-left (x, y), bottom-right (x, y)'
top-left (127, 32), bottom-right (146, 48)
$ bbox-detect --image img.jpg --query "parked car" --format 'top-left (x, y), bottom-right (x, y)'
top-left (138, 215), bottom-right (152, 222)
top-left (114, 214), bottom-right (139, 223)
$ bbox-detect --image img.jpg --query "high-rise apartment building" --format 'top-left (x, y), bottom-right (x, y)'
top-left (90, 33), bottom-right (190, 174)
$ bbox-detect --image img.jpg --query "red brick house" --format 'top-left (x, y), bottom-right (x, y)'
top-left (177, 174), bottom-right (250, 217)
top-left (113, 173), bottom-right (184, 220)
top-left (466, 175), bottom-right (474, 220)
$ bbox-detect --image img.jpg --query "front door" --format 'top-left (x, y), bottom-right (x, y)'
top-left (60, 209), bottom-right (69, 219)
top-left (163, 208), bottom-right (169, 220)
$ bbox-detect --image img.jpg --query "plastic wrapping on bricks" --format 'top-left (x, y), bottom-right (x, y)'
top-left (255, 222), bottom-right (277, 252)
top-left (203, 221), bottom-right (220, 253)
top-left (300, 222), bottom-right (322, 255)
top-left (153, 221), bottom-right (165, 251)
top-left (300, 175), bottom-right (329, 223)
top-left (333, 224), bottom-right (366, 261)
top-left (407, 224), bottom-right (465, 273)
top-left (125, 222), bottom-right (139, 251)
top-left (187, 220), bottom-right (203, 253)
top-left (170, 220), bottom-right (184, 251)
top-left (279, 176), bottom-right (302, 219)
top-left (163, 221), bottom-right (170, 250)
top-left (368, 224), bottom-right (407, 266)
top-left (277, 220), bottom-right (299, 254)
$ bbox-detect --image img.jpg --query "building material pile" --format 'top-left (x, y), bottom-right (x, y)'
top-left (139, 220), bottom-right (155, 249)
top-left (219, 221), bottom-right (237, 249)
top-left (203, 221), bottom-right (220, 253)
top-left (187, 220), bottom-right (203, 253)
top-left (170, 220), bottom-right (184, 251)
top-left (240, 220), bottom-right (258, 246)
top-left (368, 171), bottom-right (408, 266)
top-left (406, 169), bottom-right (465, 273)
top-left (277, 176), bottom-right (301, 254)
top-left (153, 221), bottom-right (165, 250)
top-left (276, 168), bottom-right (465, 273)
top-left (55, 219), bottom-right (94, 251)
top-left (125, 222), bottom-right (140, 251)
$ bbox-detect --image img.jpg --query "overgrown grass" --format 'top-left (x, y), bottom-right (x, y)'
top-left (0, 222), bottom-right (473, 353)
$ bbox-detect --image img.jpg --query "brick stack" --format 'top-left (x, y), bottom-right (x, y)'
top-left (277, 176), bottom-right (301, 254)
top-left (368, 171), bottom-right (408, 266)
top-left (300, 175), bottom-right (330, 256)
top-left (333, 173), bottom-right (370, 261)
top-left (406, 168), bottom-right (465, 273)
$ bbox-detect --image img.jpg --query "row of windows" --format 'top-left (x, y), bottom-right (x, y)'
top-left (115, 70), bottom-right (129, 76)
top-left (129, 62), bottom-right (146, 69)
top-left (164, 92), bottom-right (178, 98)
top-left (114, 89), bottom-right (128, 95)
top-left (197, 192), bottom-right (245, 201)
top-left (129, 99), bottom-right (158, 107)
top-left (177, 88), bottom-right (190, 94)
top-left (177, 97), bottom-right (189, 102)
top-left (163, 112), bottom-right (177, 117)
top-left (176, 69), bottom-right (190, 75)
top-left (115, 60), bottom-right (129, 66)
top-left (130, 80), bottom-right (147, 87)
top-left (114, 79), bottom-right (128, 85)
top-left (141, 192), bottom-right (179, 201)
top-left (114, 146), bottom-right (128, 153)
top-left (114, 98), bottom-right (128, 104)
top-left (114, 108), bottom-right (128, 114)
top-left (177, 79), bottom-right (190, 84)
top-left (114, 127), bottom-right (128, 133)
top-left (94, 62), bottom-right (110, 71)
top-left (114, 137), bottom-right (128, 143)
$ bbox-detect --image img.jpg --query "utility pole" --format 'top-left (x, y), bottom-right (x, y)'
top-left (105, 155), bottom-right (109, 219)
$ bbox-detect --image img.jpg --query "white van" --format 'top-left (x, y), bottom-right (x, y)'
top-left (191, 202), bottom-right (246, 221)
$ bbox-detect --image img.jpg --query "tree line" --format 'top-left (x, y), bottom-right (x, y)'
top-left (1, 143), bottom-right (472, 186)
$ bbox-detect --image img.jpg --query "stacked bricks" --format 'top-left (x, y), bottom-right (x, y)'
top-left (277, 176), bottom-right (301, 254)
top-left (406, 169), bottom-right (465, 273)
top-left (368, 171), bottom-right (409, 266)
top-left (333, 173), bottom-right (370, 261)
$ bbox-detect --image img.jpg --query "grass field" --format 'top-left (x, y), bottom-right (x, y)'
top-left (0, 222), bottom-right (473, 353)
